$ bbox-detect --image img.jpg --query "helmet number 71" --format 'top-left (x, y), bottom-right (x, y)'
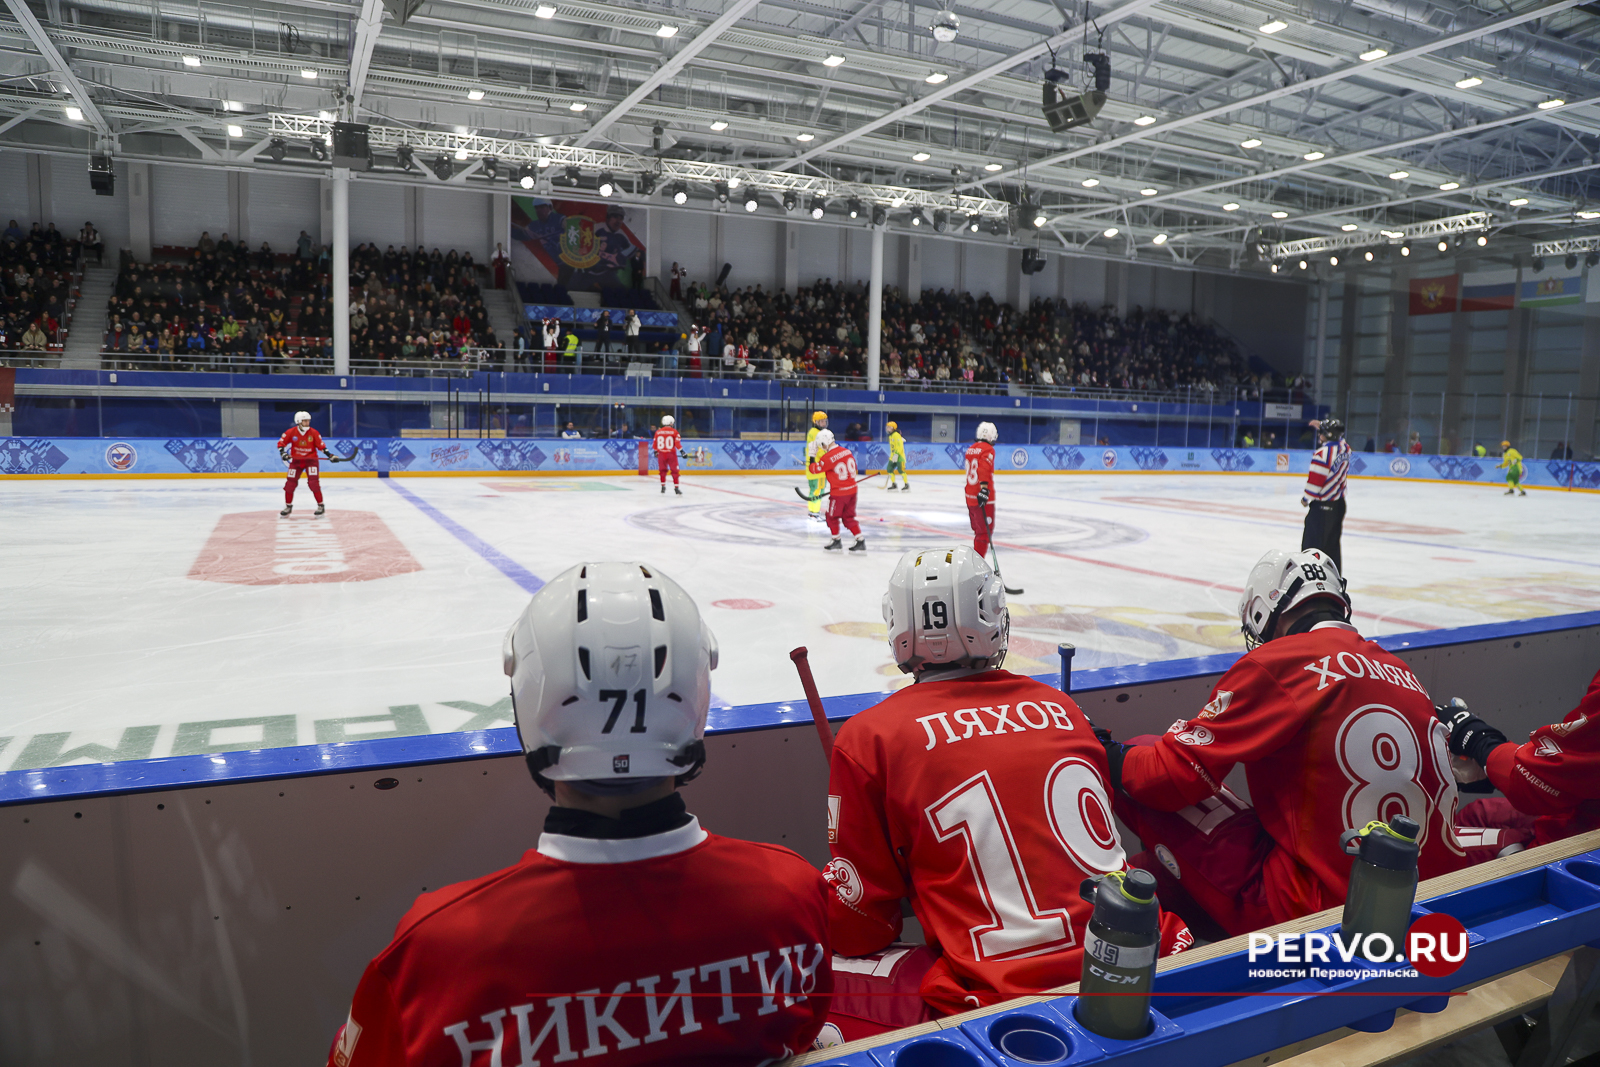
top-left (599, 689), bottom-right (648, 734)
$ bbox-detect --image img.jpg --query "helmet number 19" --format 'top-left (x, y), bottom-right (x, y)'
top-left (599, 688), bottom-right (649, 734)
top-left (922, 601), bottom-right (949, 630)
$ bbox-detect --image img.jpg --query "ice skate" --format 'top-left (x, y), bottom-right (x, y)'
top-left (1505, 488), bottom-right (1514, 495)
top-left (279, 504), bottom-right (292, 516)
top-left (1519, 489), bottom-right (1526, 496)
top-left (849, 537), bottom-right (867, 552)
top-left (661, 484), bottom-right (666, 494)
top-left (314, 503), bottom-right (326, 516)
top-left (824, 537), bottom-right (842, 551)
top-left (674, 486), bottom-right (682, 496)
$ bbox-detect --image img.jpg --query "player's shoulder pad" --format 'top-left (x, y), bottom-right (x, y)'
top-left (390, 859), bottom-right (527, 941)
top-left (706, 833), bottom-right (828, 880)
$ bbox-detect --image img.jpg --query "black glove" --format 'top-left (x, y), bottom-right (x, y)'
top-left (976, 484), bottom-right (990, 508)
top-left (1457, 777), bottom-right (1496, 794)
top-left (279, 449), bottom-right (290, 462)
top-left (1094, 727), bottom-right (1127, 794)
top-left (1435, 698), bottom-right (1509, 767)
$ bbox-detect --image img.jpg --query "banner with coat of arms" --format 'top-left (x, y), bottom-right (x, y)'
top-left (510, 197), bottom-right (645, 293)
top-left (1407, 274), bottom-right (1458, 315)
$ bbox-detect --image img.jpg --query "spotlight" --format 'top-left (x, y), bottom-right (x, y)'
top-left (744, 192), bottom-right (760, 212)
top-left (847, 198), bottom-right (862, 219)
top-left (1364, 251), bottom-right (1373, 261)
top-left (930, 7), bottom-right (960, 42)
top-left (639, 173), bottom-right (656, 195)
top-left (910, 210), bottom-right (924, 226)
top-left (671, 182), bottom-right (688, 205)
top-left (809, 196), bottom-right (826, 220)
top-left (482, 156), bottom-right (500, 180)
top-left (1588, 252), bottom-right (1599, 268)
top-left (871, 205), bottom-right (888, 226)
top-left (988, 218), bottom-right (1010, 236)
top-left (1532, 256), bottom-right (1545, 272)
top-left (597, 172), bottom-right (615, 197)
top-left (1566, 253), bottom-right (1578, 270)
top-left (1329, 255), bottom-right (1338, 265)
top-left (933, 210), bottom-right (949, 232)
top-left (1021, 202), bottom-right (1045, 229)
top-left (432, 154), bottom-right (453, 180)
top-left (1438, 239), bottom-right (1449, 253)
top-left (1475, 234), bottom-right (1486, 247)
top-left (1298, 260), bottom-right (1308, 269)
top-left (1400, 242), bottom-right (1411, 257)
top-left (565, 166), bottom-right (581, 186)
top-left (782, 191), bottom-right (798, 212)
top-left (455, 147), bottom-right (469, 161)
top-left (517, 165), bottom-right (536, 189)
top-left (714, 181), bottom-right (729, 203)
top-left (267, 138), bottom-right (288, 162)
top-left (396, 143), bottom-right (414, 170)
top-left (967, 214), bottom-right (980, 233)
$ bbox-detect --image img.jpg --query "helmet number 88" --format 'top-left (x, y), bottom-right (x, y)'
top-left (922, 601), bottom-right (949, 630)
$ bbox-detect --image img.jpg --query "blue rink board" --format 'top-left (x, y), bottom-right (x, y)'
top-left (3, 434), bottom-right (1598, 489)
top-left (5, 610), bottom-right (1597, 807)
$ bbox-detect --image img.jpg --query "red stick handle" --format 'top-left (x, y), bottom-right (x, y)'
top-left (789, 646), bottom-right (834, 760)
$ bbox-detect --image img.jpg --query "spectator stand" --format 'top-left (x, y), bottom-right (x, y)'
top-left (0, 219), bottom-right (84, 367)
top-left (348, 243), bottom-right (498, 376)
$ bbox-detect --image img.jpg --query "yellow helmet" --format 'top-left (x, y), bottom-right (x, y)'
top-left (886, 421), bottom-right (898, 432)
top-left (1501, 440), bottom-right (1511, 448)
top-left (812, 411), bottom-right (828, 425)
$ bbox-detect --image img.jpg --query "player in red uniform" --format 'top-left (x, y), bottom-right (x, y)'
top-left (653, 414), bottom-right (683, 495)
top-left (1099, 549), bottom-right (1486, 941)
top-left (1445, 668), bottom-right (1600, 848)
top-left (277, 410), bottom-right (335, 517)
top-left (816, 429), bottom-right (865, 553)
top-left (964, 422), bottom-right (997, 557)
top-left (822, 546), bottom-right (1189, 1040)
top-left (327, 562), bottom-right (832, 1067)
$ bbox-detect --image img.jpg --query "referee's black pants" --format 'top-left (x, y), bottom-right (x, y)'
top-left (1301, 497), bottom-right (1346, 574)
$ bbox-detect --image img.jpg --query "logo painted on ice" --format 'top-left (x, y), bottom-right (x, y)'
top-left (1389, 457), bottom-right (1412, 476)
top-left (1101, 449), bottom-right (1118, 469)
top-left (1011, 448), bottom-right (1029, 468)
top-left (105, 442), bottom-right (138, 471)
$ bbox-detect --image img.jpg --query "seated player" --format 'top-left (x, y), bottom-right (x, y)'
top-left (816, 428), bottom-right (865, 552)
top-left (1100, 549), bottom-right (1486, 940)
top-left (822, 546), bottom-right (1189, 1041)
top-left (1445, 667), bottom-right (1600, 848)
top-left (327, 562), bottom-right (832, 1067)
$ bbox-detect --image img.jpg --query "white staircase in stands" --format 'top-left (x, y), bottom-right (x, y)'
top-left (60, 266), bottom-right (115, 369)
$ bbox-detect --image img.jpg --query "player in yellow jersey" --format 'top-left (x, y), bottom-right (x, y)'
top-left (1498, 440), bottom-right (1526, 496)
top-left (805, 411), bottom-right (828, 518)
top-left (885, 420), bottom-right (909, 491)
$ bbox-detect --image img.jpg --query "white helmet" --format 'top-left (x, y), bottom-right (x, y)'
top-left (661, 415), bottom-right (675, 427)
top-left (502, 562), bottom-right (718, 788)
top-left (975, 422), bottom-right (997, 443)
top-left (883, 545), bottom-right (1008, 675)
top-left (294, 410), bottom-right (311, 425)
top-left (1239, 548), bottom-right (1351, 650)
top-left (815, 428), bottom-right (836, 450)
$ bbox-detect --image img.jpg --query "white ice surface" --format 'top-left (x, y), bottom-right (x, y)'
top-left (2, 470), bottom-right (1596, 768)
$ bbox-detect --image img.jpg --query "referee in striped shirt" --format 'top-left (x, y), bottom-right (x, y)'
top-left (1301, 418), bottom-right (1350, 572)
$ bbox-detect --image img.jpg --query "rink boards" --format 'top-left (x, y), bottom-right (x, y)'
top-left (4, 435), bottom-right (1599, 489)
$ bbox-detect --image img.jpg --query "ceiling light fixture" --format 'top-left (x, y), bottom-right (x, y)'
top-left (1438, 239), bottom-right (1449, 252)
top-left (1081, 177), bottom-right (1100, 187)
top-left (796, 132), bottom-right (814, 142)
top-left (933, 211), bottom-right (949, 232)
top-left (300, 69), bottom-right (317, 79)
top-left (1388, 170), bottom-right (1409, 180)
top-left (1455, 76), bottom-right (1483, 89)
top-left (597, 172), bottom-right (615, 196)
top-left (1538, 98), bottom-right (1565, 110)
top-left (727, 175), bottom-right (741, 190)
top-left (1133, 115), bottom-right (1156, 126)
top-left (1364, 251), bottom-right (1374, 261)
top-left (565, 165), bottom-right (581, 185)
top-left (709, 119), bottom-right (729, 131)
top-left (518, 166), bottom-right (536, 190)
top-left (1508, 197), bottom-right (1529, 206)
top-left (847, 198), bottom-right (862, 219)
top-left (822, 54), bottom-right (846, 67)
top-left (1578, 209), bottom-right (1600, 219)
top-left (1260, 18), bottom-right (1287, 33)
top-left (1298, 260), bottom-right (1307, 269)
top-left (1359, 47), bottom-right (1388, 61)
top-left (1103, 227), bottom-right (1118, 237)
top-left (1439, 181), bottom-right (1460, 190)
top-left (266, 138), bottom-right (287, 162)
top-left (911, 150), bottom-right (931, 161)
top-left (1330, 255), bottom-right (1339, 265)
top-left (1240, 138), bottom-right (1263, 149)
top-left (1401, 243), bottom-right (1411, 256)
top-left (569, 102), bottom-right (587, 111)
top-left (872, 205), bottom-right (888, 226)
top-left (984, 162), bottom-right (1003, 172)
top-left (745, 193), bottom-right (760, 213)
top-left (468, 89), bottom-right (486, 101)
top-left (1222, 202), bottom-right (1239, 211)
top-left (713, 180), bottom-right (729, 203)
top-left (810, 196), bottom-right (827, 219)
top-left (925, 72), bottom-right (949, 84)
top-left (656, 23), bottom-right (678, 37)
top-left (182, 55), bottom-right (201, 67)
top-left (1341, 223), bottom-right (1359, 231)
top-left (1477, 235), bottom-right (1488, 246)
top-left (1140, 188), bottom-right (1158, 196)
top-left (1152, 233), bottom-right (1168, 245)
top-left (782, 191), bottom-right (798, 212)
top-left (396, 144), bottom-right (414, 170)
top-left (910, 211), bottom-right (924, 226)
top-left (454, 146), bottom-right (469, 160)
top-left (1303, 150), bottom-right (1325, 161)
top-left (226, 124), bottom-right (243, 138)
top-left (534, 2), bottom-right (554, 15)
top-left (671, 182), bottom-right (688, 204)
top-left (967, 214), bottom-right (981, 232)
top-left (1270, 210), bottom-right (1289, 219)
top-left (64, 105), bottom-right (83, 122)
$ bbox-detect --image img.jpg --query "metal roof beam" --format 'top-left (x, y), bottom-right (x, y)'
top-left (348, 0), bottom-right (387, 112)
top-left (3, 0), bottom-right (109, 134)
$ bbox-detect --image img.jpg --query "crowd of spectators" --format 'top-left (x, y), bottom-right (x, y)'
top-left (348, 243), bottom-right (499, 366)
top-left (672, 276), bottom-right (1275, 396)
top-left (1, 219), bottom-right (82, 355)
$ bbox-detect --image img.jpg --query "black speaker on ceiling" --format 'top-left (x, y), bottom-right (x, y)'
top-left (1020, 248), bottom-right (1047, 275)
top-left (88, 153), bottom-right (114, 196)
top-left (332, 122), bottom-right (372, 171)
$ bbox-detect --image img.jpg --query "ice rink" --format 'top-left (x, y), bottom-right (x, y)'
top-left (3, 468), bottom-right (1597, 771)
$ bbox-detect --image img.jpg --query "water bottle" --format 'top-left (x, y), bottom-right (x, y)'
top-left (1339, 815), bottom-right (1420, 963)
top-left (1076, 868), bottom-right (1160, 1040)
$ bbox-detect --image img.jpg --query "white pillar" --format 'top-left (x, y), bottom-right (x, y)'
top-left (1313, 280), bottom-right (1330, 406)
top-left (127, 161), bottom-right (152, 261)
top-left (333, 169), bottom-right (350, 376)
top-left (867, 224), bottom-right (884, 392)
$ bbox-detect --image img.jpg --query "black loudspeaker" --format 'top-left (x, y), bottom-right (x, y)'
top-left (716, 262), bottom-right (732, 286)
top-left (332, 123), bottom-right (372, 171)
top-left (1020, 248), bottom-right (1046, 275)
top-left (89, 154), bottom-right (114, 196)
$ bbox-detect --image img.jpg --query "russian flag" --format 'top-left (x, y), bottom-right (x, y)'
top-left (1460, 268), bottom-right (1517, 311)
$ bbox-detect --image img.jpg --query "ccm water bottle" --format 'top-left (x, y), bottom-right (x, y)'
top-left (1339, 815), bottom-right (1420, 963)
top-left (1076, 869), bottom-right (1160, 1040)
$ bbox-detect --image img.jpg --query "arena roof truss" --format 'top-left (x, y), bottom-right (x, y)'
top-left (1, 0), bottom-right (1598, 274)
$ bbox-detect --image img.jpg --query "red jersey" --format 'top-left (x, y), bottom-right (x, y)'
top-left (1486, 667), bottom-right (1600, 846)
top-left (653, 426), bottom-right (681, 455)
top-left (1120, 623), bottom-right (1473, 923)
top-left (329, 821), bottom-right (831, 1067)
top-left (278, 425), bottom-right (326, 463)
top-left (820, 444), bottom-right (858, 497)
top-left (825, 670), bottom-right (1182, 1014)
top-left (963, 442), bottom-right (994, 505)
